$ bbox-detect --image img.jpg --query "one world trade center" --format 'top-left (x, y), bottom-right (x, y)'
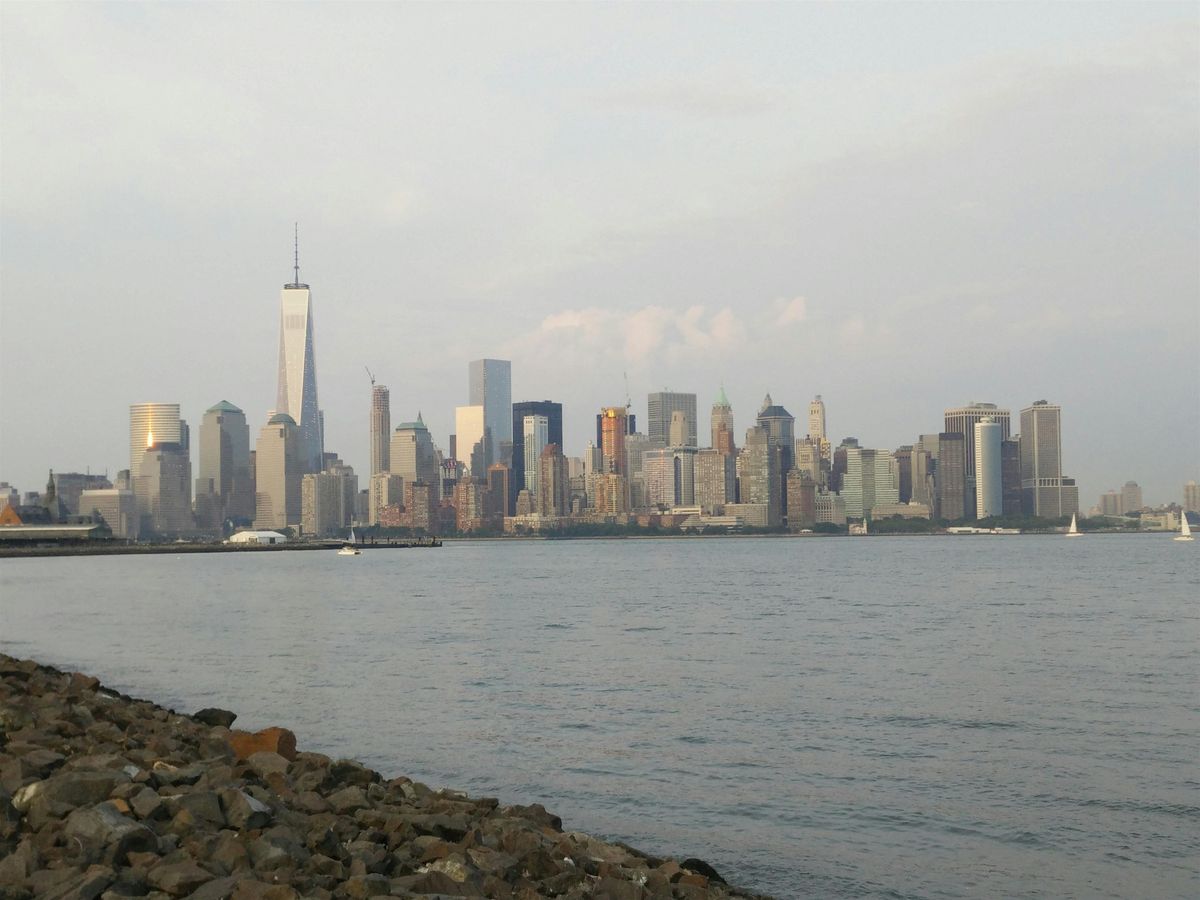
top-left (275, 228), bottom-right (324, 473)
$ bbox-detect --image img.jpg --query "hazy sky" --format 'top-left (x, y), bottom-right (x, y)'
top-left (2, 3), bottom-right (1197, 506)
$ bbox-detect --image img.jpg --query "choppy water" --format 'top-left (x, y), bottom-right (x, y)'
top-left (1, 536), bottom-right (1197, 898)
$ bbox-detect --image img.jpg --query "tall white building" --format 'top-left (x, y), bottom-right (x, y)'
top-left (276, 238), bottom-right (324, 474)
top-left (455, 405), bottom-right (486, 475)
top-left (974, 418), bottom-right (1003, 519)
top-left (129, 403), bottom-right (182, 478)
top-left (808, 395), bottom-right (830, 459)
top-left (523, 414), bottom-right (549, 497)
top-left (468, 359), bottom-right (512, 459)
top-left (370, 385), bottom-right (390, 477)
top-left (254, 413), bottom-right (302, 530)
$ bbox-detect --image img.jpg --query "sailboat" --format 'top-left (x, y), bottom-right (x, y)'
top-left (1175, 513), bottom-right (1194, 542)
top-left (1065, 513), bottom-right (1082, 538)
top-left (338, 527), bottom-right (362, 556)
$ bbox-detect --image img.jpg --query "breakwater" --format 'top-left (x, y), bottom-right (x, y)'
top-left (0, 655), bottom-right (766, 899)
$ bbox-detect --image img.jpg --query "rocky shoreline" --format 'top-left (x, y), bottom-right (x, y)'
top-left (0, 656), bottom-right (770, 899)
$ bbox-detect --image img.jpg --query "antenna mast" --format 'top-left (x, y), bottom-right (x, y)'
top-left (293, 222), bottom-right (300, 285)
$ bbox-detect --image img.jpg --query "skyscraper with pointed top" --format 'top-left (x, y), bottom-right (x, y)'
top-left (276, 226), bottom-right (324, 474)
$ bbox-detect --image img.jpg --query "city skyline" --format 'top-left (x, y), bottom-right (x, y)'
top-left (1, 4), bottom-right (1197, 504)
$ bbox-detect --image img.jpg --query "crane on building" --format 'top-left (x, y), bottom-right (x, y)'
top-left (623, 370), bottom-right (631, 412)
top-left (365, 366), bottom-right (375, 388)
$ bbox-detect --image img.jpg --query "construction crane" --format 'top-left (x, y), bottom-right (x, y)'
top-left (623, 370), bottom-right (631, 412)
top-left (365, 366), bottom-right (375, 387)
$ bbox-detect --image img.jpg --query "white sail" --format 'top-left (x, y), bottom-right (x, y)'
top-left (1066, 513), bottom-right (1081, 537)
top-left (1182, 516), bottom-right (1192, 538)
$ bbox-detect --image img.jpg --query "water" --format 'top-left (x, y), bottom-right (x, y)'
top-left (1, 536), bottom-right (1196, 898)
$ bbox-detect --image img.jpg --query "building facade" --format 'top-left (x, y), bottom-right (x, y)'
top-left (1019, 400), bottom-right (1078, 518)
top-left (370, 385), bottom-right (391, 477)
top-left (390, 414), bottom-right (440, 500)
top-left (711, 387), bottom-right (735, 454)
top-left (134, 442), bottom-right (192, 536)
top-left (254, 413), bottom-right (302, 530)
top-left (944, 402), bottom-right (1011, 518)
top-left (195, 400), bottom-right (254, 526)
top-left (522, 415), bottom-right (549, 499)
top-left (129, 403), bottom-right (182, 479)
top-left (648, 391), bottom-right (697, 448)
top-left (276, 262), bottom-right (324, 474)
top-left (973, 418), bottom-right (1003, 519)
top-left (510, 401), bottom-right (563, 515)
top-left (937, 433), bottom-right (967, 521)
top-left (468, 359), bottom-right (512, 460)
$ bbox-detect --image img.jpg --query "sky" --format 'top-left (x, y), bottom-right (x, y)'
top-left (2, 2), bottom-right (1197, 506)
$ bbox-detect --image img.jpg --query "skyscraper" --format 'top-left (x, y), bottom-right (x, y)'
top-left (648, 391), bottom-right (697, 448)
top-left (522, 414), bottom-right (549, 498)
top-left (468, 359), bottom-right (512, 462)
top-left (390, 414), bottom-right (440, 497)
top-left (756, 394), bottom-right (796, 472)
top-left (1019, 400), bottom-right (1077, 518)
top-left (937, 433), bottom-right (966, 521)
top-left (944, 402), bottom-right (1011, 518)
top-left (276, 235), bottom-right (323, 473)
top-left (737, 425), bottom-right (781, 526)
top-left (134, 442), bottom-right (192, 535)
top-left (536, 444), bottom-right (569, 517)
top-left (974, 418), bottom-right (1003, 520)
top-left (1120, 481), bottom-right (1143, 513)
top-left (129, 403), bottom-right (182, 478)
top-left (600, 407), bottom-right (629, 475)
top-left (710, 387), bottom-right (735, 454)
top-left (808, 395), bottom-right (830, 459)
top-left (455, 405), bottom-right (486, 475)
top-left (510, 401), bottom-right (563, 515)
top-left (1184, 481), bottom-right (1200, 514)
top-left (694, 449), bottom-right (735, 511)
top-left (254, 413), bottom-right (302, 530)
top-left (370, 385), bottom-right (391, 477)
top-left (668, 411), bottom-right (689, 448)
top-left (196, 401), bottom-right (254, 523)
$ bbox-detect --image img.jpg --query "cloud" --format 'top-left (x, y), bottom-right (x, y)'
top-left (593, 80), bottom-right (779, 118)
top-left (773, 296), bottom-right (807, 326)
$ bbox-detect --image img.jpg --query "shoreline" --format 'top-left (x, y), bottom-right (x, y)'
top-left (0, 654), bottom-right (769, 899)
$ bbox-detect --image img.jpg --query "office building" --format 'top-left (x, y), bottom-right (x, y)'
top-left (536, 444), bottom-right (569, 517)
top-left (711, 387), bottom-right (735, 455)
top-left (1184, 481), bottom-right (1200, 514)
top-left (1001, 439), bottom-right (1022, 516)
top-left (486, 464), bottom-right (510, 521)
top-left (786, 471), bottom-right (817, 529)
top-left (694, 448), bottom-right (736, 512)
top-left (302, 472), bottom-right (347, 536)
top-left (910, 447), bottom-right (935, 510)
top-left (600, 407), bottom-right (630, 475)
top-left (129, 403), bottom-right (182, 479)
top-left (937, 433), bottom-right (967, 521)
top-left (368, 473), bottom-right (404, 527)
top-left (944, 402), bottom-right (1011, 518)
top-left (1121, 481), bottom-right (1143, 513)
top-left (50, 473), bottom-right (112, 517)
top-left (648, 391), bottom-right (697, 448)
top-left (808, 395), bottom-right (831, 460)
top-left (455, 405), bottom-right (486, 476)
top-left (468, 359), bottom-right (512, 460)
top-left (669, 411), bottom-right (689, 448)
top-left (643, 447), bottom-right (697, 508)
top-left (370, 385), bottom-right (391, 476)
top-left (511, 401), bottom-right (563, 514)
top-left (595, 412), bottom-right (636, 447)
top-left (275, 246), bottom-right (324, 473)
top-left (134, 441), bottom-right (192, 535)
top-left (1019, 400), bottom-right (1078, 518)
top-left (842, 447), bottom-right (899, 520)
top-left (522, 415), bottom-right (549, 498)
top-left (974, 418), bottom-right (1003, 519)
top-left (737, 425), bottom-right (781, 526)
top-left (195, 401), bottom-right (254, 525)
top-left (390, 414), bottom-right (440, 499)
top-left (78, 488), bottom-right (139, 540)
top-left (253, 413), bottom-right (302, 530)
top-left (756, 394), bottom-right (796, 472)
top-left (1099, 490), bottom-right (1123, 516)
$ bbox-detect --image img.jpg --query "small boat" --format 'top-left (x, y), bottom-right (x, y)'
top-left (1175, 513), bottom-right (1194, 542)
top-left (1065, 513), bottom-right (1082, 537)
top-left (338, 528), bottom-right (362, 555)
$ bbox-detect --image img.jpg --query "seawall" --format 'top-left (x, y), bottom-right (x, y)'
top-left (0, 656), bottom-right (769, 899)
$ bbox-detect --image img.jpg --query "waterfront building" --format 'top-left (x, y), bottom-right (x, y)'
top-left (711, 387), bottom-right (735, 455)
top-left (643, 447), bottom-right (697, 508)
top-left (522, 414), bottom-right (549, 499)
top-left (370, 385), bottom-right (391, 476)
top-left (536, 444), bottom-right (569, 517)
top-left (737, 425), bottom-right (781, 526)
top-left (0, 483), bottom-right (18, 513)
top-left (468, 359), bottom-right (512, 459)
top-left (78, 488), bottom-right (138, 539)
top-left (403, 481), bottom-right (436, 533)
top-left (368, 473), bottom-right (404, 527)
top-left (49, 473), bottom-right (112, 517)
top-left (944, 402), bottom-right (1011, 518)
top-left (453, 478), bottom-right (486, 532)
top-left (648, 391), bottom-right (697, 448)
top-left (794, 438), bottom-right (822, 484)
top-left (253, 413), bottom-right (301, 530)
top-left (871, 501), bottom-right (932, 519)
top-left (910, 447), bottom-right (935, 510)
top-left (1184, 481), bottom-right (1200, 514)
top-left (786, 471), bottom-right (817, 529)
top-left (974, 419), bottom-right (1003, 519)
top-left (600, 407), bottom-right (630, 475)
top-left (590, 473), bottom-right (629, 517)
top-left (1001, 439), bottom-right (1022, 516)
top-left (722, 503), bottom-right (770, 528)
top-left (275, 245), bottom-right (324, 474)
top-left (195, 401), bottom-right (254, 526)
top-left (1019, 400), bottom-right (1078, 518)
top-left (134, 441), bottom-right (192, 536)
top-left (129, 403), bottom-right (182, 479)
top-left (301, 471), bottom-right (347, 537)
top-left (455, 405), bottom-right (486, 476)
top-left (815, 490), bottom-right (847, 525)
top-left (843, 448), bottom-right (899, 520)
top-left (484, 464), bottom-right (509, 521)
top-left (694, 448), bottom-right (736, 512)
top-left (510, 401), bottom-right (563, 514)
top-left (894, 446), bottom-right (914, 503)
top-left (937, 433), bottom-right (967, 521)
top-left (831, 438), bottom-right (857, 493)
top-left (390, 414), bottom-right (440, 501)
top-left (1121, 481), bottom-right (1143, 513)
top-left (1099, 489), bottom-right (1123, 516)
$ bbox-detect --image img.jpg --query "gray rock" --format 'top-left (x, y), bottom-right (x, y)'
top-left (179, 875), bottom-right (237, 900)
top-left (145, 860), bottom-right (215, 897)
top-left (43, 770), bottom-right (124, 809)
top-left (37, 864), bottom-right (114, 900)
top-left (63, 801), bottom-right (159, 862)
top-left (244, 752), bottom-right (289, 779)
top-left (129, 786), bottom-right (164, 820)
top-left (218, 788), bottom-right (272, 831)
top-left (151, 763), bottom-right (205, 788)
top-left (193, 708), bottom-right (237, 728)
top-left (326, 785), bottom-right (369, 815)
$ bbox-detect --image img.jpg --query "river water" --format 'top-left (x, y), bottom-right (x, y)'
top-left (1, 536), bottom-right (1196, 898)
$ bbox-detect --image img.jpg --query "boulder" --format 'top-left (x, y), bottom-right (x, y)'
top-left (63, 801), bottom-right (159, 863)
top-left (326, 785), bottom-right (369, 815)
top-left (227, 728), bottom-right (296, 762)
top-left (244, 752), bottom-right (289, 780)
top-left (218, 788), bottom-right (272, 831)
top-left (146, 860), bottom-right (215, 896)
top-left (193, 708), bottom-right (237, 728)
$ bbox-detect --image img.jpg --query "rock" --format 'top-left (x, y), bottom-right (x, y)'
top-left (179, 875), bottom-right (237, 900)
top-left (151, 762), bottom-right (206, 788)
top-left (193, 708), bottom-right (237, 728)
top-left (129, 786), bottom-right (164, 820)
top-left (244, 751), bottom-right (289, 780)
top-left (42, 770), bottom-right (125, 809)
top-left (227, 728), bottom-right (296, 763)
top-left (680, 858), bottom-right (725, 884)
top-left (593, 877), bottom-right (645, 900)
top-left (506, 803), bottom-right (563, 832)
top-left (326, 785), bottom-right (369, 815)
top-left (0, 837), bottom-right (38, 881)
top-left (68, 672), bottom-right (101, 695)
top-left (165, 791), bottom-right (225, 828)
top-left (217, 787), bottom-right (272, 831)
top-left (38, 864), bottom-right (114, 900)
top-left (146, 861), bottom-right (215, 896)
top-left (63, 802), bottom-right (159, 863)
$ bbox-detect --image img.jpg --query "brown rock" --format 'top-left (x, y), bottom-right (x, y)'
top-left (326, 785), bottom-right (369, 815)
top-left (146, 861), bottom-right (216, 897)
top-left (227, 728), bottom-right (296, 762)
top-left (244, 751), bottom-right (289, 779)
